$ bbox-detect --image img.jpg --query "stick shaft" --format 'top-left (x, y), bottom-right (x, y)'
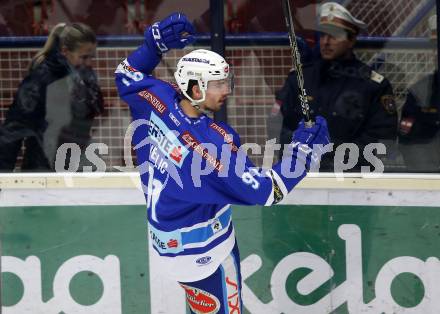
top-left (282, 0), bottom-right (314, 126)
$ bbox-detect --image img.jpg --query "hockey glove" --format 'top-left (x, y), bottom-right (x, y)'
top-left (293, 116), bottom-right (330, 146)
top-left (145, 12), bottom-right (196, 54)
top-left (290, 116), bottom-right (331, 170)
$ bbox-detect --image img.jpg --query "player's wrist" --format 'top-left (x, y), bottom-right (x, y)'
top-left (145, 25), bottom-right (167, 56)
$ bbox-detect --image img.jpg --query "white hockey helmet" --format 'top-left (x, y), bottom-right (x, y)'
top-left (174, 49), bottom-right (232, 106)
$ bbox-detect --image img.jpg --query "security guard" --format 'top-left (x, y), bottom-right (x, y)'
top-left (399, 15), bottom-right (440, 172)
top-left (278, 2), bottom-right (398, 172)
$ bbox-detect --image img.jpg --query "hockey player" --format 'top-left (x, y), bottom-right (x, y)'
top-left (115, 12), bottom-right (330, 314)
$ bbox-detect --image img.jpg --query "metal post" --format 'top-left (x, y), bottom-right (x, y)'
top-left (0, 224), bottom-right (2, 314)
top-left (434, 0), bottom-right (440, 102)
top-left (435, 0), bottom-right (440, 62)
top-left (210, 0), bottom-right (228, 122)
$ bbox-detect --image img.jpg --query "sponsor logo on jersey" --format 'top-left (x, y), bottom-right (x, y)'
top-left (138, 90), bottom-right (167, 114)
top-left (209, 122), bottom-right (239, 152)
top-left (119, 60), bottom-right (138, 72)
top-left (149, 229), bottom-right (166, 250)
top-left (169, 81), bottom-right (180, 92)
top-left (148, 223), bottom-right (183, 254)
top-left (149, 112), bottom-right (189, 168)
top-left (225, 277), bottom-right (241, 314)
top-left (115, 59), bottom-right (144, 81)
top-left (180, 284), bottom-right (220, 314)
top-left (158, 79), bottom-right (181, 93)
top-left (169, 112), bottom-right (181, 127)
top-left (195, 256), bottom-right (212, 265)
top-left (167, 239), bottom-right (179, 248)
top-left (181, 131), bottom-right (224, 172)
top-left (170, 146), bottom-right (183, 163)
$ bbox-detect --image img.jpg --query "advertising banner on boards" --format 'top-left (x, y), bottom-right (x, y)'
top-left (1, 202), bottom-right (439, 314)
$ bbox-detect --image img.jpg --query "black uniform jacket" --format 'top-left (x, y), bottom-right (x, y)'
top-left (278, 56), bottom-right (398, 171)
top-left (0, 48), bottom-right (103, 170)
top-left (399, 71), bottom-right (440, 144)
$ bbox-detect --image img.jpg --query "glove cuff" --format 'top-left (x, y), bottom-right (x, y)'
top-left (145, 23), bottom-right (169, 54)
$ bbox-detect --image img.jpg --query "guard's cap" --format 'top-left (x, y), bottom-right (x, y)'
top-left (318, 2), bottom-right (367, 36)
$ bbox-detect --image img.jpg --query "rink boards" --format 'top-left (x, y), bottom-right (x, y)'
top-left (1, 172), bottom-right (440, 314)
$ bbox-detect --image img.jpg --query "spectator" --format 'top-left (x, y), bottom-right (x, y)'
top-left (0, 23), bottom-right (103, 172)
top-left (278, 2), bottom-right (398, 172)
top-left (398, 15), bottom-right (440, 172)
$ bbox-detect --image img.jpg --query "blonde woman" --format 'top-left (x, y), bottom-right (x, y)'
top-left (0, 23), bottom-right (103, 171)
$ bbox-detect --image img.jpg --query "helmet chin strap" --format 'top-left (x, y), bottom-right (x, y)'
top-left (192, 98), bottom-right (212, 115)
top-left (182, 86), bottom-right (210, 113)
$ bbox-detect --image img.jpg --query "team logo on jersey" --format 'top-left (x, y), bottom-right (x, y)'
top-left (181, 131), bottom-right (224, 172)
top-left (138, 90), bottom-right (167, 114)
top-left (180, 284), bottom-right (220, 314)
top-left (209, 122), bottom-right (239, 152)
top-left (149, 112), bottom-right (189, 168)
top-left (211, 218), bottom-right (222, 234)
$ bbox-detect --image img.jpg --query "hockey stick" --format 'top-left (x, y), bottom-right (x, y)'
top-left (281, 0), bottom-right (314, 127)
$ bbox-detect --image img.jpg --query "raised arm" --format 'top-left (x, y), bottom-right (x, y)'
top-left (169, 117), bottom-right (330, 206)
top-left (125, 13), bottom-right (195, 75)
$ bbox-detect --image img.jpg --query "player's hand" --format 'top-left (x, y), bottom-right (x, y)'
top-left (290, 116), bottom-right (330, 170)
top-left (292, 116), bottom-right (330, 147)
top-left (146, 12), bottom-right (196, 54)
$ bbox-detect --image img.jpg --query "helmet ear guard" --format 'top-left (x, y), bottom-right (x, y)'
top-left (174, 49), bottom-right (231, 107)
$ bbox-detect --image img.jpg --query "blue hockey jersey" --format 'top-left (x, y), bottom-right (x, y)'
top-left (115, 42), bottom-right (308, 281)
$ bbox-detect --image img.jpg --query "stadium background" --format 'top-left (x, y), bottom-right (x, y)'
top-left (1, 1), bottom-right (440, 313)
top-left (0, 0), bottom-right (437, 169)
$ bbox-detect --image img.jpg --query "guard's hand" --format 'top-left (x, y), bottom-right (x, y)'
top-left (146, 12), bottom-right (196, 54)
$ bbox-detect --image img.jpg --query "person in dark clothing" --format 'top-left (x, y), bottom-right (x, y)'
top-left (399, 15), bottom-right (440, 172)
top-left (0, 22), bottom-right (103, 172)
top-left (399, 73), bottom-right (440, 171)
top-left (278, 2), bottom-right (398, 172)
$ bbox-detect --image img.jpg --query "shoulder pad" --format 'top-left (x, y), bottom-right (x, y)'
top-left (370, 70), bottom-right (384, 84)
top-left (162, 79), bottom-right (180, 93)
